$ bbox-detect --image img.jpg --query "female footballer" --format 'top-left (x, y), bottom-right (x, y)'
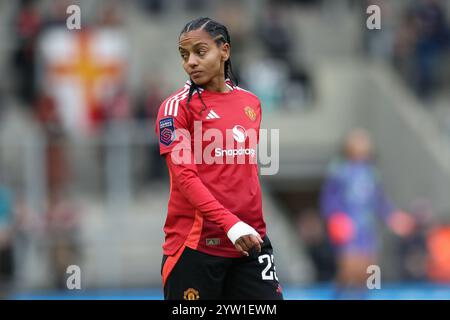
top-left (155, 17), bottom-right (283, 300)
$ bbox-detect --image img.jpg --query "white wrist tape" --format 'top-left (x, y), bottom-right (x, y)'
top-left (227, 221), bottom-right (259, 244)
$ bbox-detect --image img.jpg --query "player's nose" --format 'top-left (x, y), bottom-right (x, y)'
top-left (187, 54), bottom-right (199, 68)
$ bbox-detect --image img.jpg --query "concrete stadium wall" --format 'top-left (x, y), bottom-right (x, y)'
top-left (356, 62), bottom-right (450, 218)
top-left (263, 58), bottom-right (450, 218)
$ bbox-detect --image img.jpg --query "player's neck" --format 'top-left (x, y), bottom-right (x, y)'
top-left (203, 76), bottom-right (230, 93)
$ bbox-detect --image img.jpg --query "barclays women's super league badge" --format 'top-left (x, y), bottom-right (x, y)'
top-left (159, 118), bottom-right (176, 146)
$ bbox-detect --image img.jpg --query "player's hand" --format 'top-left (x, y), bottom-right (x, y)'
top-left (328, 212), bottom-right (355, 245)
top-left (234, 234), bottom-right (264, 257)
top-left (388, 210), bottom-right (416, 237)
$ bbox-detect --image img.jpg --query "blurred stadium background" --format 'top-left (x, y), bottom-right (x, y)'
top-left (1, 0), bottom-right (450, 299)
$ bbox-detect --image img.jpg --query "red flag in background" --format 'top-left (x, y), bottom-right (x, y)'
top-left (39, 28), bottom-right (128, 136)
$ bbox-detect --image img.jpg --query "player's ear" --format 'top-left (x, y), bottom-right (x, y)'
top-left (220, 43), bottom-right (230, 62)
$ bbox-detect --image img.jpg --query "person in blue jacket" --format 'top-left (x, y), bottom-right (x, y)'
top-left (320, 128), bottom-right (415, 298)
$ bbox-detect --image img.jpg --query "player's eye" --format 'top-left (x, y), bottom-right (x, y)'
top-left (180, 52), bottom-right (188, 60)
top-left (197, 50), bottom-right (207, 57)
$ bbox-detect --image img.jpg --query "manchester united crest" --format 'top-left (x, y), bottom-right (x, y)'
top-left (244, 106), bottom-right (257, 121)
top-left (183, 288), bottom-right (200, 300)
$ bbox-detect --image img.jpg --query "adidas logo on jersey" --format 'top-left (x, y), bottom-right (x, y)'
top-left (205, 109), bottom-right (220, 120)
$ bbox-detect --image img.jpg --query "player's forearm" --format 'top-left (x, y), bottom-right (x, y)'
top-left (165, 154), bottom-right (241, 233)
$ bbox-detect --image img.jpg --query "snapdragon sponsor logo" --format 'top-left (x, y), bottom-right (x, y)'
top-left (170, 121), bottom-right (279, 175)
top-left (215, 125), bottom-right (256, 159)
top-left (214, 147), bottom-right (256, 158)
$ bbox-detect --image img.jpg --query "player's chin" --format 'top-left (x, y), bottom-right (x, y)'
top-left (190, 75), bottom-right (209, 87)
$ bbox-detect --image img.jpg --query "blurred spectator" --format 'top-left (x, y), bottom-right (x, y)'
top-left (185, 0), bottom-right (209, 12)
top-left (11, 0), bottom-right (42, 106)
top-left (138, 0), bottom-right (166, 16)
top-left (35, 91), bottom-right (81, 289)
top-left (216, 0), bottom-right (251, 67)
top-left (0, 183), bottom-right (15, 298)
top-left (320, 128), bottom-right (415, 298)
top-left (284, 66), bottom-right (314, 110)
top-left (392, 0), bottom-right (450, 101)
top-left (135, 76), bottom-right (166, 181)
top-left (41, 0), bottom-right (71, 30)
top-left (101, 83), bottom-right (132, 123)
top-left (241, 58), bottom-right (289, 111)
top-left (136, 77), bottom-right (165, 122)
top-left (35, 92), bottom-right (71, 198)
top-left (98, 2), bottom-right (125, 27)
top-left (242, 61), bottom-right (313, 111)
top-left (251, 1), bottom-right (314, 110)
top-left (296, 208), bottom-right (336, 282)
top-left (426, 220), bottom-right (450, 283)
top-left (412, 0), bottom-right (449, 100)
top-left (45, 193), bottom-right (81, 289)
top-left (397, 198), bottom-right (433, 281)
top-left (393, 8), bottom-right (419, 89)
top-left (258, 2), bottom-right (294, 63)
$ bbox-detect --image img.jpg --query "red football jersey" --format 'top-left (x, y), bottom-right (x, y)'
top-left (155, 80), bottom-right (267, 258)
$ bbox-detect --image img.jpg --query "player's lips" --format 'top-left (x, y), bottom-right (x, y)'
top-left (190, 71), bottom-right (203, 78)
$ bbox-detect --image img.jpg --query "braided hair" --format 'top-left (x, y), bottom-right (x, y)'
top-left (179, 17), bottom-right (238, 114)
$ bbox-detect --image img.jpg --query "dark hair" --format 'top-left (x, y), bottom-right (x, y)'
top-left (179, 17), bottom-right (238, 114)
